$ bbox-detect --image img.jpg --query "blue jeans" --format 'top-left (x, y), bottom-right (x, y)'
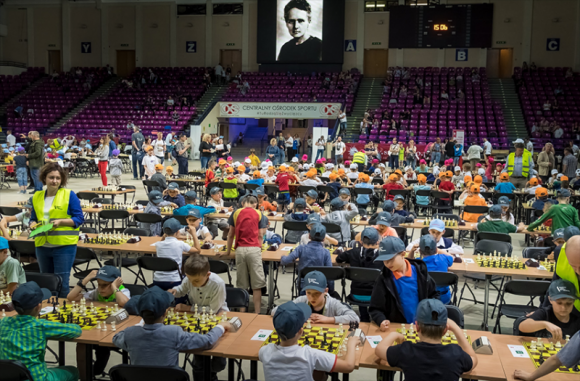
top-left (335, 154), bottom-right (343, 162)
top-left (315, 149), bottom-right (324, 160)
top-left (431, 152), bottom-right (441, 165)
top-left (389, 155), bottom-right (399, 169)
top-left (132, 151), bottom-right (145, 179)
top-left (30, 167), bottom-right (43, 191)
top-left (16, 167), bottom-right (28, 187)
top-left (453, 157), bottom-right (460, 166)
top-left (36, 245), bottom-right (77, 297)
top-left (200, 156), bottom-right (210, 170)
top-left (156, 156), bottom-right (164, 164)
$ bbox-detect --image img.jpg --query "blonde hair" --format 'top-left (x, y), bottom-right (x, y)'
top-left (270, 138), bottom-right (277, 145)
top-left (202, 134), bottom-right (211, 142)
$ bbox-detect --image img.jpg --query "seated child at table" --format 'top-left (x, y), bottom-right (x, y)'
top-left (369, 236), bottom-right (438, 329)
top-left (283, 198), bottom-right (310, 244)
top-left (237, 165), bottom-right (251, 182)
top-left (113, 286), bottom-right (232, 370)
top-left (384, 174), bottom-right (404, 201)
top-left (406, 219), bottom-right (464, 256)
top-left (321, 198), bottom-right (359, 246)
top-left (173, 190), bottom-right (216, 223)
top-left (452, 166), bottom-right (463, 184)
top-left (180, 209), bottom-right (213, 242)
top-left (417, 234), bottom-right (454, 305)
top-left (281, 223), bottom-right (333, 292)
top-left (462, 185), bottom-right (489, 222)
top-left (206, 187), bottom-right (231, 239)
top-left (139, 190), bottom-right (173, 236)
top-left (516, 279), bottom-right (580, 340)
top-left (438, 171), bottom-right (456, 206)
top-left (247, 170), bottom-right (265, 187)
top-left (305, 189), bottom-right (322, 212)
top-left (336, 227), bottom-right (383, 322)
top-left (168, 254), bottom-right (229, 381)
top-left (477, 205), bottom-right (525, 234)
top-left (413, 174), bottom-right (432, 214)
top-left (271, 271), bottom-right (359, 325)
top-left (526, 177), bottom-right (542, 195)
top-left (149, 163), bottom-right (167, 192)
top-left (163, 182), bottom-right (185, 207)
top-left (299, 213), bottom-right (338, 246)
top-left (223, 167), bottom-right (240, 199)
top-left (326, 173), bottom-right (342, 200)
top-left (0, 237), bottom-right (26, 295)
top-left (1, 282), bottom-right (82, 381)
top-left (375, 299), bottom-right (477, 381)
top-left (67, 265), bottom-right (131, 376)
top-left (356, 212), bottom-right (398, 241)
top-left (393, 194), bottom-right (415, 218)
top-left (259, 301), bottom-right (360, 381)
top-left (495, 173), bottom-right (517, 194)
top-left (256, 187), bottom-right (277, 213)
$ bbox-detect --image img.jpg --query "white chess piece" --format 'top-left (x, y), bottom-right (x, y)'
top-left (111, 322), bottom-right (116, 331)
top-left (102, 323), bottom-right (107, 331)
top-left (95, 321), bottom-right (101, 330)
top-left (306, 320), bottom-right (312, 329)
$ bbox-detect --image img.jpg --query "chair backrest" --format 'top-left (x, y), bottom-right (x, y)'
top-left (142, 180), bottom-right (159, 187)
top-left (79, 227), bottom-right (97, 234)
top-left (420, 227), bottom-right (454, 239)
top-left (91, 197), bottom-right (113, 205)
top-left (172, 215), bottom-right (188, 225)
top-left (0, 207), bottom-right (22, 216)
top-left (282, 221), bottom-right (308, 232)
top-left (429, 271), bottom-right (458, 288)
top-left (123, 284), bottom-right (149, 296)
top-left (123, 228), bottom-right (150, 237)
top-left (389, 189), bottom-right (409, 198)
top-left (317, 186), bottom-right (334, 194)
top-left (137, 256), bottom-right (180, 273)
top-left (134, 213), bottom-right (163, 224)
top-left (474, 239), bottom-right (512, 257)
top-left (98, 210), bottom-right (130, 220)
top-left (110, 365), bottom-right (190, 381)
top-left (300, 266), bottom-right (345, 282)
top-left (416, 190), bottom-right (430, 197)
top-left (25, 272), bottom-right (62, 297)
top-left (219, 182), bottom-right (238, 189)
top-left (321, 222), bottom-right (341, 234)
top-left (119, 185), bottom-right (136, 190)
top-left (445, 305), bottom-right (464, 328)
top-left (76, 247), bottom-right (101, 264)
top-left (431, 191), bottom-right (451, 199)
top-left (475, 231), bottom-right (512, 244)
top-left (0, 360), bottom-right (34, 381)
top-left (8, 240), bottom-right (36, 256)
top-left (244, 183), bottom-right (259, 191)
top-left (209, 260), bottom-right (232, 285)
top-left (521, 247), bottom-right (550, 261)
top-left (353, 187), bottom-right (373, 195)
top-left (226, 287), bottom-right (250, 311)
top-left (77, 192), bottom-right (99, 201)
top-left (393, 226), bottom-right (408, 240)
top-left (463, 205), bottom-right (489, 214)
top-left (503, 280), bottom-right (551, 297)
top-left (135, 200), bottom-right (149, 206)
top-left (344, 267), bottom-right (381, 283)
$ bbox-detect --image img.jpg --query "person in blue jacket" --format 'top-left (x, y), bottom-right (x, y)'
top-left (453, 142), bottom-right (463, 167)
top-left (173, 190), bottom-right (215, 224)
top-left (419, 234), bottom-right (454, 305)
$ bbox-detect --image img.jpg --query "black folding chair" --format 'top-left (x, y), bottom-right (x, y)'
top-left (243, 183), bottom-right (260, 192)
top-left (522, 247), bottom-right (550, 261)
top-left (123, 284), bottom-right (149, 296)
top-left (474, 231), bottom-right (512, 247)
top-left (0, 360), bottom-right (34, 381)
top-left (110, 365), bottom-right (189, 381)
top-left (342, 267), bottom-right (381, 310)
top-left (25, 272), bottom-right (62, 297)
top-left (429, 272), bottom-right (459, 306)
top-left (8, 240), bottom-right (38, 272)
top-left (297, 185), bottom-right (317, 198)
top-left (219, 182), bottom-right (240, 202)
top-left (80, 227), bottom-right (97, 234)
top-left (352, 187), bottom-right (374, 214)
top-left (77, 191), bottom-right (99, 201)
top-left (136, 256), bottom-right (182, 286)
top-left (226, 287), bottom-right (250, 311)
top-left (393, 226), bottom-right (408, 245)
top-left (72, 247), bottom-right (103, 282)
top-left (296, 266), bottom-right (345, 300)
top-left (98, 210), bottom-right (130, 233)
top-left (414, 189), bottom-right (431, 215)
top-left (209, 259), bottom-right (233, 287)
top-left (282, 221), bottom-right (308, 244)
top-left (0, 206), bottom-right (22, 216)
top-left (118, 185), bottom-right (136, 203)
top-left (143, 180), bottom-right (160, 195)
top-left (172, 215), bottom-right (188, 226)
top-left (91, 197), bottom-right (113, 205)
top-left (446, 305), bottom-right (465, 329)
top-left (135, 200), bottom-right (149, 207)
top-left (429, 191), bottom-right (453, 215)
top-left (321, 222), bottom-right (343, 243)
top-left (123, 227), bottom-right (150, 237)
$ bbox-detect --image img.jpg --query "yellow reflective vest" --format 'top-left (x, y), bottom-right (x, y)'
top-left (32, 188), bottom-right (80, 247)
top-left (556, 243), bottom-right (580, 313)
top-left (353, 151), bottom-right (366, 164)
top-left (50, 139), bottom-right (62, 152)
top-left (506, 152), bottom-right (531, 177)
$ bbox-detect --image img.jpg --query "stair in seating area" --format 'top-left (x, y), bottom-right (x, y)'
top-left (0, 76), bottom-right (49, 116)
top-left (489, 78), bottom-right (528, 141)
top-left (345, 77), bottom-right (383, 142)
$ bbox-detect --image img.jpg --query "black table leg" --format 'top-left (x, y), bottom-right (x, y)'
top-left (122, 350), bottom-right (129, 364)
top-left (228, 359), bottom-right (235, 381)
top-left (59, 341), bottom-right (65, 366)
top-left (250, 360), bottom-right (258, 379)
top-left (85, 344), bottom-right (93, 381)
top-left (203, 355), bottom-right (211, 381)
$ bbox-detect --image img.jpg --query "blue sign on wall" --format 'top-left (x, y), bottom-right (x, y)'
top-left (186, 41), bottom-right (197, 53)
top-left (546, 38), bottom-right (560, 51)
top-left (456, 49), bottom-right (468, 61)
top-left (81, 42), bottom-right (91, 54)
top-left (345, 40), bottom-right (357, 52)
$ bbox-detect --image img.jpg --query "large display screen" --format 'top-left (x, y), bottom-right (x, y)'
top-left (257, 0), bottom-right (345, 64)
top-left (389, 4), bottom-right (493, 49)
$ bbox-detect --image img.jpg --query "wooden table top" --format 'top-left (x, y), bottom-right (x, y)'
top-left (205, 211), bottom-right (370, 226)
top-left (358, 322), bottom-right (506, 381)
top-left (81, 189), bottom-right (136, 195)
top-left (449, 254), bottom-right (554, 278)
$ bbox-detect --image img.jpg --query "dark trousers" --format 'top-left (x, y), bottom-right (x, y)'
top-left (389, 155), bottom-right (399, 169)
top-left (177, 156), bottom-right (188, 175)
top-left (193, 355), bottom-right (226, 381)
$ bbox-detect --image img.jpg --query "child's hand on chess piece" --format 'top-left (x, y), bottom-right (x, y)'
top-left (348, 335), bottom-right (361, 348)
top-left (83, 270), bottom-right (99, 286)
top-left (218, 321), bottom-right (233, 332)
top-left (169, 203), bottom-right (178, 209)
top-left (542, 322), bottom-right (563, 341)
top-left (175, 303), bottom-right (191, 312)
top-left (309, 314), bottom-right (334, 324)
top-left (379, 319), bottom-right (390, 331)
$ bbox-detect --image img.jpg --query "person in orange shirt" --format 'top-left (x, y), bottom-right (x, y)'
top-left (462, 185), bottom-right (489, 222)
top-left (383, 174), bottom-right (404, 200)
top-left (256, 187), bottom-right (277, 212)
top-left (355, 212), bottom-right (398, 241)
top-left (473, 175), bottom-right (488, 192)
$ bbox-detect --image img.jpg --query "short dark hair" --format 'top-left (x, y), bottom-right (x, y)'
top-left (183, 254), bottom-right (210, 276)
top-left (418, 322), bottom-right (446, 340)
top-left (14, 304), bottom-right (38, 316)
top-left (141, 310), bottom-right (164, 324)
top-left (242, 195), bottom-right (258, 206)
top-left (284, 0), bottom-right (312, 22)
top-left (39, 162), bottom-right (68, 187)
top-left (564, 148), bottom-right (572, 154)
top-left (514, 143), bottom-right (525, 149)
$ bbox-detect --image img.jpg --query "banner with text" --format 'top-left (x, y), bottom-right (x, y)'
top-left (218, 102), bottom-right (342, 119)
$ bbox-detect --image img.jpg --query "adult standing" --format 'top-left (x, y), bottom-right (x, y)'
top-left (431, 137), bottom-right (442, 166)
top-left (503, 143), bottom-right (534, 189)
top-left (277, 133), bottom-right (286, 164)
top-left (337, 108), bottom-right (347, 137)
top-left (444, 138), bottom-right (455, 162)
top-left (467, 141), bottom-right (483, 170)
top-left (26, 131), bottom-right (44, 193)
top-left (199, 134), bottom-right (214, 170)
top-left (482, 138), bottom-right (492, 157)
top-left (152, 131), bottom-right (166, 164)
top-left (285, 134), bottom-right (294, 161)
top-left (29, 162), bottom-right (84, 297)
top-left (536, 143), bottom-right (555, 184)
top-left (95, 136), bottom-right (110, 186)
top-left (333, 136), bottom-right (345, 162)
top-left (524, 138), bottom-right (534, 155)
top-left (315, 136), bottom-right (326, 161)
top-left (406, 140), bottom-right (417, 169)
top-left (108, 133), bottom-right (117, 158)
top-left (562, 147), bottom-right (578, 179)
top-left (6, 130), bottom-right (16, 147)
top-left (266, 138), bottom-right (280, 165)
top-left (388, 138), bottom-right (401, 169)
top-left (131, 126), bottom-right (145, 180)
top-left (214, 63), bottom-right (225, 85)
top-left (175, 134), bottom-right (190, 175)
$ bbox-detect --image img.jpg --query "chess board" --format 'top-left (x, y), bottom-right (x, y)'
top-left (523, 342), bottom-right (580, 374)
top-left (396, 328), bottom-right (472, 345)
top-left (261, 326), bottom-right (347, 354)
top-left (40, 305), bottom-right (116, 330)
top-left (83, 237), bottom-right (128, 246)
top-left (219, 244), bottom-right (270, 252)
top-left (476, 258), bottom-right (526, 269)
top-left (163, 313), bottom-right (223, 334)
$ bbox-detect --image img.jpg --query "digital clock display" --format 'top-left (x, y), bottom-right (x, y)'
top-left (434, 24), bottom-right (449, 31)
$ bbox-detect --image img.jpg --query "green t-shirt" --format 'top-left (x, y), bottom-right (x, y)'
top-left (0, 256), bottom-right (26, 290)
top-left (477, 219), bottom-right (517, 234)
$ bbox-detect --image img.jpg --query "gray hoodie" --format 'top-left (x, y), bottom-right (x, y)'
top-left (109, 157), bottom-right (123, 176)
top-left (321, 206), bottom-right (358, 243)
top-left (271, 295), bottom-right (359, 325)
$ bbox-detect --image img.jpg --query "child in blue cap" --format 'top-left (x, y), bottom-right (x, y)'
top-left (259, 301), bottom-right (360, 381)
top-left (417, 234), bottom-right (454, 305)
top-left (375, 298), bottom-right (477, 381)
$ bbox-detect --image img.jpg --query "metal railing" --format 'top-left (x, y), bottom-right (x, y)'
top-left (0, 61), bottom-right (27, 69)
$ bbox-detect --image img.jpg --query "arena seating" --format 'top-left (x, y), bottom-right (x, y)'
top-left (515, 66), bottom-right (579, 150)
top-left (6, 68), bottom-right (107, 136)
top-left (357, 67), bottom-right (509, 149)
top-left (57, 67), bottom-right (206, 142)
top-left (221, 71), bottom-right (359, 113)
top-left (0, 67), bottom-right (44, 105)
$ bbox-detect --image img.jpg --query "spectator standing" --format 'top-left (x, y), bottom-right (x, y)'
top-left (152, 131), bottom-right (166, 164)
top-left (430, 138), bottom-right (442, 166)
top-left (214, 63), bottom-right (225, 85)
top-left (285, 134), bottom-right (294, 161)
top-left (131, 126), bottom-right (145, 180)
top-left (337, 108), bottom-right (347, 137)
top-left (537, 143), bottom-right (555, 183)
top-left (315, 137), bottom-right (326, 161)
top-left (333, 136), bottom-right (345, 162)
top-left (525, 138), bottom-right (534, 155)
top-left (199, 134), bottom-right (214, 170)
top-left (482, 138), bottom-right (492, 156)
top-left (175, 134), bottom-right (190, 175)
top-left (562, 148), bottom-right (578, 179)
top-left (388, 138), bottom-right (401, 169)
top-left (6, 130), bottom-right (16, 147)
top-left (444, 138), bottom-right (455, 161)
top-left (26, 131), bottom-right (44, 193)
top-left (95, 136), bottom-right (110, 186)
top-left (504, 143), bottom-right (534, 189)
top-left (467, 142), bottom-right (483, 170)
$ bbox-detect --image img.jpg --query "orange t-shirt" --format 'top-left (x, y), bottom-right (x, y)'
top-left (462, 195), bottom-right (488, 222)
top-left (259, 200), bottom-right (277, 212)
top-left (372, 225), bottom-right (399, 238)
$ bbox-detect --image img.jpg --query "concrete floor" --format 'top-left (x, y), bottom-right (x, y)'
top-left (0, 159), bottom-right (535, 381)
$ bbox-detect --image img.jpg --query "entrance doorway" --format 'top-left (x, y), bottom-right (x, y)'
top-left (220, 49), bottom-right (242, 75)
top-left (48, 50), bottom-right (62, 73)
top-left (364, 49), bottom-right (388, 78)
top-left (116, 50), bottom-right (136, 78)
top-left (486, 48), bottom-right (513, 79)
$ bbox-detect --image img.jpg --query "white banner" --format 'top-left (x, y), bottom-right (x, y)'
top-left (218, 102), bottom-right (342, 119)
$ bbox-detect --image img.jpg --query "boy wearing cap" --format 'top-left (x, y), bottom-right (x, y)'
top-left (283, 198), bottom-right (310, 244)
top-left (525, 177), bottom-right (542, 195)
top-left (528, 189), bottom-right (580, 232)
top-left (383, 174), bottom-right (404, 201)
top-left (206, 187), bottom-right (232, 239)
top-left (0, 281), bottom-right (82, 381)
top-left (321, 198), bottom-right (359, 245)
top-left (337, 227), bottom-right (384, 321)
top-left (179, 209), bottom-right (213, 242)
top-left (272, 271), bottom-right (359, 324)
top-left (413, 174), bottom-right (432, 214)
top-left (462, 185), bottom-right (489, 222)
top-left (477, 205), bottom-right (525, 234)
top-left (406, 219), bottom-right (464, 256)
top-left (304, 189), bottom-right (322, 212)
top-left (370, 236), bottom-right (439, 328)
top-left (140, 190), bottom-right (174, 236)
top-left (325, 173), bottom-right (342, 200)
top-left (356, 212), bottom-right (398, 242)
top-left (150, 163), bottom-right (168, 192)
top-left (437, 171), bottom-right (456, 206)
top-left (300, 214), bottom-right (338, 246)
top-left (417, 235), bottom-right (455, 304)
top-left (142, 146), bottom-right (160, 179)
top-left (495, 173), bottom-right (517, 194)
top-left (0, 237), bottom-right (26, 294)
top-left (163, 182), bottom-right (185, 208)
top-left (109, 149), bottom-right (124, 186)
top-left (517, 279), bottom-right (580, 340)
top-left (375, 299), bottom-right (477, 380)
top-left (113, 285), bottom-right (233, 376)
top-left (259, 301), bottom-right (360, 381)
top-left (256, 187), bottom-right (278, 212)
top-left (248, 170), bottom-right (265, 187)
top-left (173, 190), bottom-right (216, 223)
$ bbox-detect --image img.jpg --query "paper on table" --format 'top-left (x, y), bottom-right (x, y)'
top-left (508, 345), bottom-right (530, 358)
top-left (366, 335), bottom-right (383, 348)
top-left (538, 265), bottom-right (547, 271)
top-left (251, 329), bottom-right (273, 341)
top-left (463, 258), bottom-right (475, 264)
top-left (39, 307), bottom-right (53, 315)
top-left (282, 246), bottom-right (294, 251)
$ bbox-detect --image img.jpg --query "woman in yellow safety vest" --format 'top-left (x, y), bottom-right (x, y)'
top-left (29, 162), bottom-right (84, 297)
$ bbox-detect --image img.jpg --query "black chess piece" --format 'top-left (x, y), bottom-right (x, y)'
top-left (348, 322), bottom-right (354, 331)
top-left (186, 327), bottom-right (191, 332)
top-left (538, 352), bottom-right (544, 365)
top-left (63, 301), bottom-right (67, 309)
top-left (304, 336), bottom-right (310, 345)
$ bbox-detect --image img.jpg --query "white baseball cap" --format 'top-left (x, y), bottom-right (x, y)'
top-left (557, 173), bottom-right (563, 179)
top-left (245, 158), bottom-right (251, 164)
top-left (233, 161), bottom-right (241, 167)
top-left (514, 138), bottom-right (524, 144)
top-left (551, 169), bottom-right (558, 175)
top-left (374, 169), bottom-right (382, 174)
top-left (454, 166), bottom-right (461, 171)
top-left (576, 169), bottom-right (580, 176)
top-left (291, 157), bottom-right (298, 163)
top-left (303, 164), bottom-right (310, 170)
top-left (478, 168), bottom-right (485, 175)
top-left (350, 163), bottom-right (358, 170)
top-left (378, 163), bottom-right (385, 168)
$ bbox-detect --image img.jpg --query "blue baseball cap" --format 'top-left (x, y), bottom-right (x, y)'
top-left (553, 228), bottom-right (565, 240)
top-left (302, 270), bottom-right (327, 292)
top-left (0, 237), bottom-right (8, 250)
top-left (309, 223), bottom-right (326, 240)
top-left (186, 209), bottom-right (201, 219)
top-left (12, 281), bottom-right (52, 310)
top-left (255, 187), bottom-right (265, 196)
top-left (163, 218), bottom-right (183, 233)
top-left (148, 190), bottom-right (163, 204)
top-left (376, 212), bottom-right (392, 227)
top-left (168, 182), bottom-right (179, 191)
top-left (273, 301), bottom-right (311, 339)
top-left (137, 285), bottom-right (175, 318)
top-left (330, 197), bottom-right (346, 209)
top-left (393, 194), bottom-right (405, 201)
top-left (361, 227), bottom-right (380, 245)
top-left (429, 219), bottom-right (445, 232)
top-left (375, 236), bottom-right (406, 261)
top-left (564, 226), bottom-right (580, 241)
top-left (306, 214), bottom-right (321, 225)
top-left (382, 200), bottom-right (395, 212)
top-left (489, 205), bottom-right (502, 217)
top-left (416, 299), bottom-right (448, 326)
top-left (498, 196), bottom-right (511, 206)
top-left (419, 234), bottom-right (437, 255)
top-left (548, 279), bottom-right (579, 301)
top-left (339, 188), bottom-right (350, 196)
top-left (185, 190), bottom-right (197, 200)
top-left (558, 189), bottom-right (571, 198)
top-left (95, 265), bottom-right (122, 282)
top-left (306, 190), bottom-right (318, 199)
top-left (210, 187), bottom-right (221, 195)
top-left (294, 198), bottom-right (307, 208)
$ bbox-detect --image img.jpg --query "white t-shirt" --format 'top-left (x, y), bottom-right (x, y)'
top-left (151, 237), bottom-right (191, 282)
top-left (152, 139), bottom-right (165, 157)
top-left (347, 172), bottom-right (359, 180)
top-left (339, 113), bottom-right (347, 123)
top-left (83, 287), bottom-right (131, 301)
top-left (43, 196), bottom-right (55, 222)
top-left (285, 137), bottom-right (294, 148)
top-left (7, 134), bottom-right (16, 146)
top-left (483, 141), bottom-right (492, 155)
top-left (259, 344), bottom-right (336, 381)
top-left (142, 155), bottom-right (159, 177)
top-left (335, 142), bottom-right (345, 155)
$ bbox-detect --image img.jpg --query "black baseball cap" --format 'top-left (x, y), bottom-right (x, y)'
top-left (137, 285), bottom-right (175, 319)
top-left (12, 281), bottom-right (52, 310)
top-left (548, 279), bottom-right (579, 301)
top-left (416, 299), bottom-right (448, 326)
top-left (95, 265), bottom-right (122, 283)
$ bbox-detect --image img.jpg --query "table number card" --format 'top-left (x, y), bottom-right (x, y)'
top-left (508, 345), bottom-right (530, 358)
top-left (251, 329), bottom-right (273, 341)
top-left (366, 335), bottom-right (383, 349)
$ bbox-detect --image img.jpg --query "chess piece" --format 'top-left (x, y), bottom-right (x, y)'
top-left (96, 321), bottom-right (101, 330)
top-left (111, 322), bottom-right (116, 331)
top-left (222, 312), bottom-right (228, 322)
top-left (338, 323), bottom-right (344, 334)
top-left (565, 335), bottom-right (570, 344)
top-left (555, 340), bottom-right (562, 348)
top-left (306, 320), bottom-right (312, 329)
top-left (1, 309), bottom-right (5, 318)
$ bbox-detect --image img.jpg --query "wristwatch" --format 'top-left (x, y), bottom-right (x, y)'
top-left (115, 288), bottom-right (122, 293)
top-left (77, 280), bottom-right (87, 290)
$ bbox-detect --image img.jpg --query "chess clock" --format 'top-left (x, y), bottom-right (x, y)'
top-left (472, 336), bottom-right (493, 355)
top-left (105, 308), bottom-right (129, 324)
top-left (348, 328), bottom-right (366, 345)
top-left (228, 317), bottom-right (243, 333)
